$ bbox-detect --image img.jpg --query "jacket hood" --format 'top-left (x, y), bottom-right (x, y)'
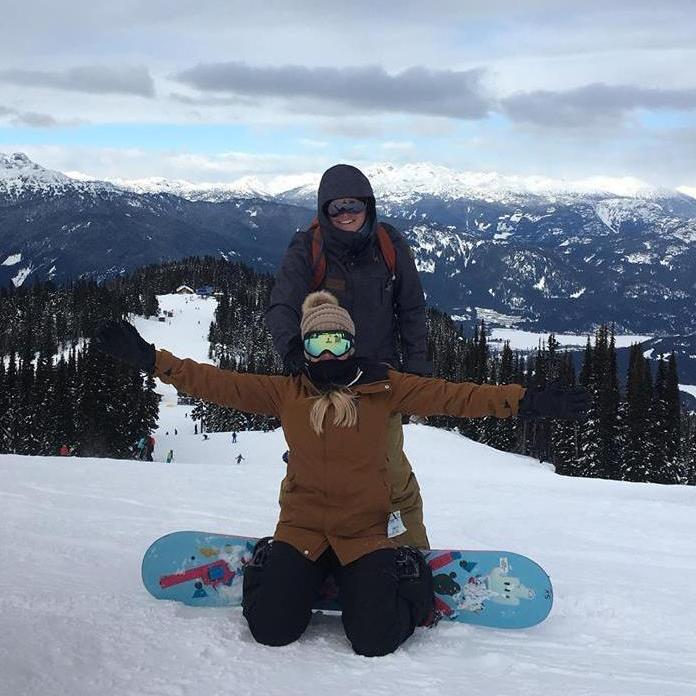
top-left (317, 164), bottom-right (376, 242)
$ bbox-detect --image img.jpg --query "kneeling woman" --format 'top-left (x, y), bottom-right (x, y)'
top-left (94, 291), bottom-right (585, 656)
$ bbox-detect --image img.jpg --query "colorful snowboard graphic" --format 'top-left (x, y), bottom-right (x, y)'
top-left (141, 531), bottom-right (553, 629)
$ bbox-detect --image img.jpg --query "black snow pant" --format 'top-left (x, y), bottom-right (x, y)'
top-left (242, 541), bottom-right (432, 657)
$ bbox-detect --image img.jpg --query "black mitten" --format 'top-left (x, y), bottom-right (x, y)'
top-left (518, 383), bottom-right (590, 421)
top-left (92, 320), bottom-right (156, 373)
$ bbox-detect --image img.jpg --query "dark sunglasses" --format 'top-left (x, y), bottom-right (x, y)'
top-left (303, 331), bottom-right (355, 358)
top-left (326, 198), bottom-right (366, 217)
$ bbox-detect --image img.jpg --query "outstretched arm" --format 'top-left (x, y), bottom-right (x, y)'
top-left (387, 371), bottom-right (590, 421)
top-left (387, 370), bottom-right (525, 419)
top-left (155, 350), bottom-right (286, 417)
top-left (93, 320), bottom-right (286, 416)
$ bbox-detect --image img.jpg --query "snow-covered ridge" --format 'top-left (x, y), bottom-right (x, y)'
top-left (0, 152), bottom-right (119, 199)
top-left (0, 152), bottom-right (72, 185)
top-left (104, 162), bottom-right (672, 205)
top-left (678, 185), bottom-right (696, 200)
top-left (101, 175), bottom-right (272, 202)
top-left (1, 151), bottom-right (684, 205)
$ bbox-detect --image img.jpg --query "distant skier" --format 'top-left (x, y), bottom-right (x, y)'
top-left (166, 449), bottom-right (174, 463)
top-left (232, 431), bottom-right (237, 444)
top-left (174, 428), bottom-right (178, 435)
top-left (235, 453), bottom-right (244, 465)
top-left (203, 433), bottom-right (209, 441)
top-left (94, 295), bottom-right (588, 656)
top-left (136, 436), bottom-right (146, 460)
top-left (59, 444), bottom-right (70, 457)
top-left (145, 435), bottom-right (155, 462)
top-left (194, 424), bottom-right (198, 435)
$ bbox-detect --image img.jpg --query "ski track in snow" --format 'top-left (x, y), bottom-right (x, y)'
top-left (1, 294), bottom-right (696, 696)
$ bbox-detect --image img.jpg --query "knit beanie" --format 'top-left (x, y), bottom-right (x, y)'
top-left (300, 291), bottom-right (355, 338)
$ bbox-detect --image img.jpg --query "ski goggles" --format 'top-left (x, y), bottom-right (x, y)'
top-left (303, 330), bottom-right (355, 358)
top-left (326, 198), bottom-right (367, 217)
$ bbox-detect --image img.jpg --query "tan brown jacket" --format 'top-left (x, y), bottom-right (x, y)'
top-left (155, 350), bottom-right (525, 565)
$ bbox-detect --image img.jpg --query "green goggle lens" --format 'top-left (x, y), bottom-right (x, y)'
top-left (303, 331), bottom-right (354, 358)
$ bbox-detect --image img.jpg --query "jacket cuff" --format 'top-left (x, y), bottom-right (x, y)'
top-left (154, 349), bottom-right (181, 383)
top-left (505, 385), bottom-right (526, 417)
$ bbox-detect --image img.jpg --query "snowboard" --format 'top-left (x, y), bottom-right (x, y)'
top-left (141, 531), bottom-right (553, 629)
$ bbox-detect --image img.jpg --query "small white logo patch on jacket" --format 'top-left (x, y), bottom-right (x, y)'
top-left (387, 511), bottom-right (407, 538)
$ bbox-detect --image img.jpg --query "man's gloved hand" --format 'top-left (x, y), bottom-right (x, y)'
top-left (401, 358), bottom-right (433, 377)
top-left (283, 349), bottom-right (305, 375)
top-left (283, 337), bottom-right (306, 375)
top-left (92, 320), bottom-right (156, 373)
top-left (518, 382), bottom-right (590, 421)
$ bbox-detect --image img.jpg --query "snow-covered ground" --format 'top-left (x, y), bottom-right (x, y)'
top-left (488, 328), bottom-right (651, 352)
top-left (1, 295), bottom-right (695, 696)
top-left (679, 383), bottom-right (696, 400)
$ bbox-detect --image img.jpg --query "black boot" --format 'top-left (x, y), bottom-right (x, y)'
top-left (395, 546), bottom-right (438, 628)
top-left (241, 537), bottom-right (272, 614)
top-left (248, 536), bottom-right (274, 568)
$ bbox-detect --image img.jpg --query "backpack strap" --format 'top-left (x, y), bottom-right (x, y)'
top-left (309, 220), bottom-right (398, 290)
top-left (309, 217), bottom-right (326, 291)
top-left (375, 224), bottom-right (397, 280)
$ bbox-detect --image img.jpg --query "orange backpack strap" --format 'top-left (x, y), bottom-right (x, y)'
top-left (309, 220), bottom-right (397, 290)
top-left (375, 224), bottom-right (397, 280)
top-left (309, 217), bottom-right (327, 290)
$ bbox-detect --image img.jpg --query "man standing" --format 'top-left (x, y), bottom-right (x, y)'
top-left (265, 164), bottom-right (431, 549)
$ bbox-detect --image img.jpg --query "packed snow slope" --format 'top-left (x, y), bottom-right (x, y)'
top-left (1, 295), bottom-right (696, 696)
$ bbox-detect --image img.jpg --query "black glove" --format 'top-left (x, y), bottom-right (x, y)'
top-left (282, 337), bottom-right (306, 376)
top-left (92, 320), bottom-right (156, 373)
top-left (401, 357), bottom-right (433, 377)
top-left (518, 382), bottom-right (590, 421)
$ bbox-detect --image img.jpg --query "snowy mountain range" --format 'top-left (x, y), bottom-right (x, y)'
top-left (3, 152), bottom-right (696, 336)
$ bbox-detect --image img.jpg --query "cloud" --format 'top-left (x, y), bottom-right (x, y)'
top-left (174, 62), bottom-right (492, 120)
top-left (380, 141), bottom-right (415, 151)
top-left (298, 138), bottom-right (328, 148)
top-left (168, 92), bottom-right (256, 107)
top-left (0, 65), bottom-right (155, 97)
top-left (0, 104), bottom-right (81, 128)
top-left (501, 83), bottom-right (696, 127)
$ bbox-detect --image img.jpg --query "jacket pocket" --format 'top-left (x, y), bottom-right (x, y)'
top-left (359, 273), bottom-right (390, 308)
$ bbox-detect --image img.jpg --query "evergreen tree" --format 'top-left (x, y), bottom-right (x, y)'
top-left (0, 358), bottom-right (7, 451)
top-left (484, 341), bottom-right (518, 452)
top-left (664, 353), bottom-right (682, 479)
top-left (683, 414), bottom-right (696, 486)
top-left (648, 354), bottom-right (682, 483)
top-left (551, 352), bottom-right (581, 476)
top-left (577, 325), bottom-right (619, 479)
top-left (622, 345), bottom-right (654, 482)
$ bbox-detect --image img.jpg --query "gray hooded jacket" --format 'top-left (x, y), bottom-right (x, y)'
top-left (265, 164), bottom-right (431, 375)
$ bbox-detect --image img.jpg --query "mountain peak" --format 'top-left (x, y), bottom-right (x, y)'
top-left (0, 151), bottom-right (71, 186)
top-left (0, 152), bottom-right (33, 168)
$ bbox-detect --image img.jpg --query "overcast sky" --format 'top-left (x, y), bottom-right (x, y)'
top-left (1, 0), bottom-right (695, 188)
